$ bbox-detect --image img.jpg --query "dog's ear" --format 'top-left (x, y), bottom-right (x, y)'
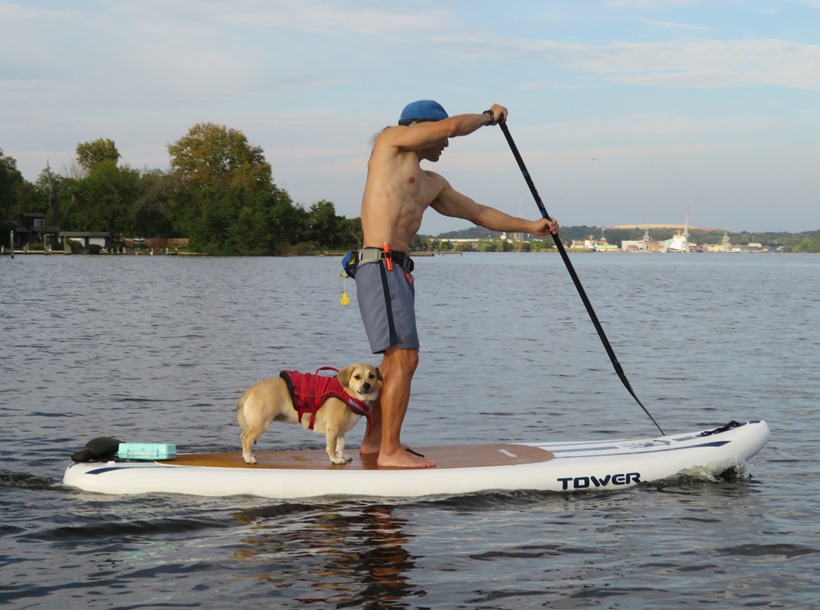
top-left (376, 367), bottom-right (383, 381)
top-left (337, 365), bottom-right (353, 386)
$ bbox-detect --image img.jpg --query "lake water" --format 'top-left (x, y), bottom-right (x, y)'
top-left (1, 252), bottom-right (818, 609)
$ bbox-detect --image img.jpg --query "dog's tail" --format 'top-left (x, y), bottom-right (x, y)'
top-left (236, 390), bottom-right (249, 431)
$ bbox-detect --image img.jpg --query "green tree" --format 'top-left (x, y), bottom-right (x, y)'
top-left (168, 123), bottom-right (273, 193)
top-left (133, 169), bottom-right (177, 237)
top-left (0, 149), bottom-right (26, 220)
top-left (410, 233), bottom-right (429, 252)
top-left (343, 216), bottom-right (363, 249)
top-left (76, 138), bottom-right (121, 173)
top-left (478, 238), bottom-right (510, 252)
top-left (36, 163), bottom-right (68, 224)
top-left (430, 239), bottom-right (453, 252)
top-left (793, 235), bottom-right (820, 253)
top-left (63, 161), bottom-right (140, 234)
top-left (305, 199), bottom-right (354, 249)
top-left (166, 123), bottom-right (280, 252)
top-left (271, 195), bottom-right (310, 253)
top-left (226, 188), bottom-right (305, 255)
top-left (185, 184), bottom-right (306, 255)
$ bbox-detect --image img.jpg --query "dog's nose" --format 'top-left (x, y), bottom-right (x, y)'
top-left (361, 383), bottom-right (371, 392)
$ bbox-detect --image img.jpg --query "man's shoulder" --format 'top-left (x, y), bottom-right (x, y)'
top-left (373, 125), bottom-right (404, 146)
top-left (422, 169), bottom-right (447, 185)
top-left (371, 128), bottom-right (413, 158)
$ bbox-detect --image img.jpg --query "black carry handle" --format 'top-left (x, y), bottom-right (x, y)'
top-left (499, 121), bottom-right (665, 436)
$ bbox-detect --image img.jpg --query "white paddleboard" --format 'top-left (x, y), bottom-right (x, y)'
top-left (62, 419), bottom-right (769, 500)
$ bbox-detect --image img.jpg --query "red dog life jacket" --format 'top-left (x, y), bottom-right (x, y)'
top-left (279, 367), bottom-right (372, 430)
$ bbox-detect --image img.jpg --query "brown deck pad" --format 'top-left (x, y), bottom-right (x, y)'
top-left (159, 443), bottom-right (554, 471)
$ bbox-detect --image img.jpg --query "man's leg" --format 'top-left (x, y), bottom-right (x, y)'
top-left (359, 399), bottom-right (383, 455)
top-left (360, 345), bottom-right (435, 468)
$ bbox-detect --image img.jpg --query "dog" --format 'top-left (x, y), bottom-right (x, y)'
top-left (236, 364), bottom-right (382, 465)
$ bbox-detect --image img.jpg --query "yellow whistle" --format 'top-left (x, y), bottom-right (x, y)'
top-left (340, 291), bottom-right (350, 306)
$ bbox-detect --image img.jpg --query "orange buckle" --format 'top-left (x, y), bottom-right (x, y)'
top-left (383, 243), bottom-right (393, 271)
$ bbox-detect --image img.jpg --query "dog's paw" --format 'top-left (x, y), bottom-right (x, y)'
top-left (243, 453), bottom-right (258, 465)
top-left (330, 454), bottom-right (352, 465)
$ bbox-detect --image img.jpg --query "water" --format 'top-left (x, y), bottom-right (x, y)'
top-left (1, 253), bottom-right (818, 609)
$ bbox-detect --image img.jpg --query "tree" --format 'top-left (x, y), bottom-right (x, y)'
top-left (793, 234), bottom-right (820, 253)
top-left (344, 216), bottom-right (363, 249)
top-left (410, 233), bottom-right (429, 252)
top-left (0, 149), bottom-right (25, 220)
top-left (29, 163), bottom-right (72, 225)
top-left (225, 188), bottom-right (304, 255)
top-left (76, 138), bottom-right (121, 173)
top-left (167, 123), bottom-right (273, 193)
top-left (305, 199), bottom-right (355, 249)
top-left (166, 123), bottom-right (278, 251)
top-left (63, 162), bottom-right (140, 234)
top-left (133, 169), bottom-right (177, 237)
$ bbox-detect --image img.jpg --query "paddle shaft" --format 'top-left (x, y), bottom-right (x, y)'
top-left (499, 122), bottom-right (665, 436)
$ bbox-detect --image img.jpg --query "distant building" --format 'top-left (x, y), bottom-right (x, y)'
top-left (7, 213), bottom-right (61, 247)
top-left (703, 233), bottom-right (733, 253)
top-left (571, 230), bottom-right (619, 252)
top-left (60, 232), bottom-right (112, 249)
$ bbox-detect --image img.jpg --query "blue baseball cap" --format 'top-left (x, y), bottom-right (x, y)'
top-left (398, 100), bottom-right (449, 125)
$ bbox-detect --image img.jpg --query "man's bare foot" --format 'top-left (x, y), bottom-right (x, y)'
top-left (377, 448), bottom-right (436, 469)
top-left (359, 439), bottom-right (381, 456)
top-left (361, 442), bottom-right (425, 457)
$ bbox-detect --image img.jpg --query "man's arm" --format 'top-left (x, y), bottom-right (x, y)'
top-left (378, 104), bottom-right (508, 152)
top-left (430, 177), bottom-right (558, 236)
top-left (440, 103), bottom-right (507, 138)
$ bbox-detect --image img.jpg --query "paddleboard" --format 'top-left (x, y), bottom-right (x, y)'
top-left (62, 419), bottom-right (769, 500)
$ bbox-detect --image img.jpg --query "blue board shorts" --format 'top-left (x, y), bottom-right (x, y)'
top-left (355, 260), bottom-right (419, 353)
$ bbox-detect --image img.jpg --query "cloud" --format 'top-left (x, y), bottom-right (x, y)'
top-left (209, 0), bottom-right (449, 37)
top-left (521, 39), bottom-right (820, 90)
top-left (642, 18), bottom-right (714, 31)
top-left (2, 0), bottom-right (819, 233)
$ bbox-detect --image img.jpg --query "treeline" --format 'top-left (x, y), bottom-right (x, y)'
top-left (4, 127), bottom-right (819, 254)
top-left (0, 123), bottom-right (361, 255)
top-left (434, 224), bottom-right (820, 252)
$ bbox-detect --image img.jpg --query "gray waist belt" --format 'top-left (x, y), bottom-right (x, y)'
top-left (357, 248), bottom-right (414, 273)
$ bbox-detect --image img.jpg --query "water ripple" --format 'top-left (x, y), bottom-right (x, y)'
top-left (1, 254), bottom-right (818, 609)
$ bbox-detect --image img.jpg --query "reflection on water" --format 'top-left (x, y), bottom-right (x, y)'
top-left (233, 503), bottom-right (422, 608)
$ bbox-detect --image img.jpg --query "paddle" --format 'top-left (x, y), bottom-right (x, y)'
top-left (499, 121), bottom-right (665, 436)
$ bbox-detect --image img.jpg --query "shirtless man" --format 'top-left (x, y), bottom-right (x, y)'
top-left (355, 100), bottom-right (560, 468)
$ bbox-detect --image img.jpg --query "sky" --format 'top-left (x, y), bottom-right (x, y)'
top-left (2, 0), bottom-right (819, 235)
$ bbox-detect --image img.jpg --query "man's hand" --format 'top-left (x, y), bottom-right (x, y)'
top-left (531, 217), bottom-right (560, 236)
top-left (489, 104), bottom-right (508, 124)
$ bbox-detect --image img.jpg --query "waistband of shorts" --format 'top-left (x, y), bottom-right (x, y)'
top-left (357, 247), bottom-right (414, 272)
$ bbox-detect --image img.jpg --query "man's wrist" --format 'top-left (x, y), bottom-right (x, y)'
top-left (483, 109), bottom-right (496, 126)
